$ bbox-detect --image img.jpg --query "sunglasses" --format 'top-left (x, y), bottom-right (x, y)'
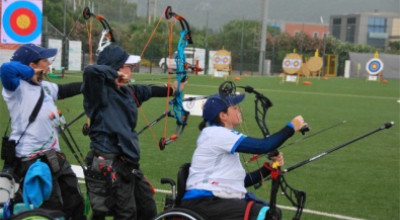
top-left (123, 64), bottom-right (138, 72)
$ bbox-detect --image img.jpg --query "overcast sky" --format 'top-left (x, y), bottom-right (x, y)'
top-left (130, 0), bottom-right (400, 30)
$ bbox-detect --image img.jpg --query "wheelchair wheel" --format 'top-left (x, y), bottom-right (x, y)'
top-left (10, 209), bottom-right (64, 220)
top-left (153, 207), bottom-right (206, 220)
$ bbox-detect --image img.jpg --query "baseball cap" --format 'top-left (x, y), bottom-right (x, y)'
top-left (97, 45), bottom-right (140, 70)
top-left (202, 93), bottom-right (245, 122)
top-left (11, 44), bottom-right (57, 65)
top-left (125, 55), bottom-right (141, 64)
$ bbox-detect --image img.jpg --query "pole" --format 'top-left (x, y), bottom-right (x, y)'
top-left (283, 122), bottom-right (394, 174)
top-left (258, 0), bottom-right (269, 76)
top-left (240, 17), bottom-right (244, 75)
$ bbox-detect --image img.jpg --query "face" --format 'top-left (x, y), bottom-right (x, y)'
top-left (119, 64), bottom-right (137, 82)
top-left (220, 105), bottom-right (242, 129)
top-left (29, 58), bottom-right (51, 84)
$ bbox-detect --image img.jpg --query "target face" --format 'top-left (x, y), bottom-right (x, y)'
top-left (282, 59), bottom-right (302, 69)
top-left (221, 56), bottom-right (230, 64)
top-left (214, 56), bottom-right (221, 64)
top-left (366, 58), bottom-right (384, 75)
top-left (1, 0), bottom-right (43, 44)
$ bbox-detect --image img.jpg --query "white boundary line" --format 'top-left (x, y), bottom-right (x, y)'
top-left (52, 74), bottom-right (397, 101)
top-left (277, 205), bottom-right (367, 220)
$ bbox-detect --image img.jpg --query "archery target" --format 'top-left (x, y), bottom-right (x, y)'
top-left (282, 59), bottom-right (302, 69)
top-left (214, 56), bottom-right (221, 64)
top-left (282, 53), bottom-right (302, 75)
top-left (221, 56), bottom-right (230, 64)
top-left (1, 0), bottom-right (43, 44)
top-left (366, 58), bottom-right (384, 75)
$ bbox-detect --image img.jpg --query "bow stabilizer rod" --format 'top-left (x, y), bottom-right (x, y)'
top-left (283, 121), bottom-right (394, 173)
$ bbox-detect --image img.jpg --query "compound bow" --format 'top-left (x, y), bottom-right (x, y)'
top-left (157, 6), bottom-right (204, 149)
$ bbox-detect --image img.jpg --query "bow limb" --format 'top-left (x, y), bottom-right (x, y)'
top-left (82, 7), bottom-right (115, 55)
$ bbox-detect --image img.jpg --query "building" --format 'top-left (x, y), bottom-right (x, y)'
top-left (330, 11), bottom-right (400, 50)
top-left (284, 22), bottom-right (329, 39)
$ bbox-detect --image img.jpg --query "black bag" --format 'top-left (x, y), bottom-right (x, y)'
top-left (85, 155), bottom-right (115, 214)
top-left (1, 136), bottom-right (16, 167)
top-left (85, 170), bottom-right (111, 214)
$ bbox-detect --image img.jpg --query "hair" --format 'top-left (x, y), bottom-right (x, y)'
top-left (31, 58), bottom-right (41, 64)
top-left (198, 107), bottom-right (228, 131)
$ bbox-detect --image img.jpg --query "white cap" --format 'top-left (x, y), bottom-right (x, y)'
top-left (125, 55), bottom-right (141, 64)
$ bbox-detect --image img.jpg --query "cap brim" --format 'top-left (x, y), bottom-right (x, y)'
top-left (125, 55), bottom-right (141, 64)
top-left (230, 93), bottom-right (245, 105)
top-left (39, 48), bottom-right (57, 59)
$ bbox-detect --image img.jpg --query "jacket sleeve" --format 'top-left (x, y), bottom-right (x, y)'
top-left (235, 125), bottom-right (295, 154)
top-left (82, 65), bottom-right (118, 117)
top-left (0, 61), bottom-right (34, 91)
top-left (58, 82), bottom-right (82, 99)
top-left (150, 85), bottom-right (174, 97)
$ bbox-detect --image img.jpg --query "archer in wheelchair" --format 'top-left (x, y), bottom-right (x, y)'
top-left (154, 92), bottom-right (308, 220)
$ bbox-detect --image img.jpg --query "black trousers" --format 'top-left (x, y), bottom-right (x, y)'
top-left (16, 153), bottom-right (86, 220)
top-left (180, 197), bottom-right (268, 220)
top-left (86, 151), bottom-right (157, 220)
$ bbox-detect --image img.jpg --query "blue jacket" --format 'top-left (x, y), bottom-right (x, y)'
top-left (82, 64), bottom-right (153, 162)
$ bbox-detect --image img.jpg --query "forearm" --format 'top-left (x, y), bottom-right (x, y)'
top-left (82, 65), bottom-right (117, 107)
top-left (236, 125), bottom-right (294, 154)
top-left (58, 82), bottom-right (82, 99)
top-left (244, 164), bottom-right (271, 187)
top-left (151, 85), bottom-right (174, 97)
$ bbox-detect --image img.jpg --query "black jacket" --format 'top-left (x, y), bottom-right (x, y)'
top-left (82, 64), bottom-right (154, 162)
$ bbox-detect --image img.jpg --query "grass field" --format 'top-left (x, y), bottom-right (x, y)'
top-left (1, 72), bottom-right (399, 220)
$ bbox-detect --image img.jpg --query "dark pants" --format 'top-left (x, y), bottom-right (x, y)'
top-left (16, 153), bottom-right (86, 220)
top-left (86, 151), bottom-right (157, 220)
top-left (180, 197), bottom-right (268, 220)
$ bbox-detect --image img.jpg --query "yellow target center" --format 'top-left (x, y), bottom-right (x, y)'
top-left (372, 64), bottom-right (377, 69)
top-left (16, 15), bottom-right (31, 29)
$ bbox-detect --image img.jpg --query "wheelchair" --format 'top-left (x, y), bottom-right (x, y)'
top-left (152, 163), bottom-right (207, 220)
top-left (0, 171), bottom-right (64, 220)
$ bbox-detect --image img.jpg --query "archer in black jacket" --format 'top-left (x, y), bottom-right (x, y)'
top-left (82, 45), bottom-right (186, 220)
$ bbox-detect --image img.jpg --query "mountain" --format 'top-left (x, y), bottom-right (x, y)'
top-left (129, 0), bottom-right (400, 30)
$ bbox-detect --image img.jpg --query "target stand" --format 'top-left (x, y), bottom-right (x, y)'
top-left (365, 57), bottom-right (384, 82)
top-left (212, 48), bottom-right (232, 80)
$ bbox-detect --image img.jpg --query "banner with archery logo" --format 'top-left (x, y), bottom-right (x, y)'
top-left (1, 0), bottom-right (43, 44)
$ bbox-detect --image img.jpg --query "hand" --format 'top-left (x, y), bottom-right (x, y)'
top-left (172, 80), bottom-right (187, 95)
top-left (31, 69), bottom-right (44, 84)
top-left (290, 115), bottom-right (308, 132)
top-left (116, 71), bottom-right (130, 87)
top-left (270, 152), bottom-right (284, 167)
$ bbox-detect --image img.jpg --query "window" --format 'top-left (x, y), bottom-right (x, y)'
top-left (345, 17), bottom-right (356, 43)
top-left (333, 18), bottom-right (341, 25)
top-left (313, 32), bottom-right (318, 38)
top-left (368, 17), bottom-right (387, 33)
top-left (332, 18), bottom-right (341, 39)
top-left (367, 17), bottom-right (387, 48)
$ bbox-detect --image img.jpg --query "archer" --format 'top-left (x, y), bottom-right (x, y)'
top-left (81, 45), bottom-right (186, 219)
top-left (179, 91), bottom-right (308, 220)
